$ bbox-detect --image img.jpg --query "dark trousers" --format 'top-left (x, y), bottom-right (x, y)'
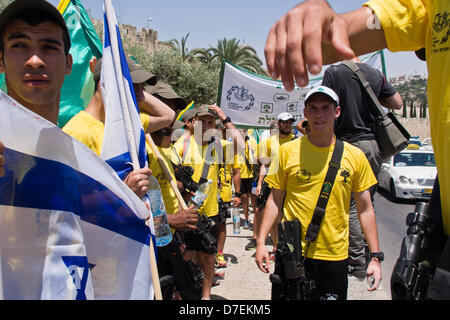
top-left (348, 139), bottom-right (381, 269)
top-left (304, 258), bottom-right (349, 300)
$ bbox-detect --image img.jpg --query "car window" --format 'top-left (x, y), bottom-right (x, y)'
top-left (393, 152), bottom-right (435, 167)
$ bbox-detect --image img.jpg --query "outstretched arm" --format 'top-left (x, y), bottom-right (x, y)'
top-left (265, 0), bottom-right (387, 90)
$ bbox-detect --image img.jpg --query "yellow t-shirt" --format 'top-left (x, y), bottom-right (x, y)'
top-left (146, 144), bottom-right (179, 216)
top-left (265, 136), bottom-right (377, 261)
top-left (259, 133), bottom-right (296, 176)
top-left (233, 136), bottom-right (258, 179)
top-left (364, 0), bottom-right (450, 235)
top-left (63, 111), bottom-right (152, 157)
top-left (62, 111), bottom-right (105, 156)
top-left (219, 164), bottom-right (233, 202)
top-left (175, 137), bottom-right (230, 217)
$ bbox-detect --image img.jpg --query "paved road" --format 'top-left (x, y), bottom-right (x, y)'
top-left (210, 191), bottom-right (420, 300)
top-left (373, 190), bottom-right (418, 299)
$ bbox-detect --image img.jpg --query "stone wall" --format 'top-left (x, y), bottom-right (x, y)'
top-left (91, 18), bottom-right (170, 53)
top-left (398, 117), bottom-right (431, 139)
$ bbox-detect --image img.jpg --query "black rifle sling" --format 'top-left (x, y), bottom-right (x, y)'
top-left (304, 139), bottom-right (344, 243)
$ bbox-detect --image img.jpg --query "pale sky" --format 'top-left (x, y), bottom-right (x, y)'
top-left (48, 0), bottom-right (428, 78)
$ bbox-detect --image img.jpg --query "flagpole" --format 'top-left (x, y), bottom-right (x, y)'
top-left (104, 0), bottom-right (139, 169)
top-left (104, 0), bottom-right (162, 300)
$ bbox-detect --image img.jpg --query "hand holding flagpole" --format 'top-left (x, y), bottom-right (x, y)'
top-left (103, 0), bottom-right (162, 300)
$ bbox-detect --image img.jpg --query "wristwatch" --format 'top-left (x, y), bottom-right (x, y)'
top-left (222, 116), bottom-right (231, 125)
top-left (369, 251), bottom-right (384, 262)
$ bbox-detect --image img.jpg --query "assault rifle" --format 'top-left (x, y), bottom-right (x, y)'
top-left (269, 220), bottom-right (314, 300)
top-left (158, 232), bottom-right (204, 300)
top-left (391, 202), bottom-right (441, 300)
top-left (195, 214), bottom-right (217, 253)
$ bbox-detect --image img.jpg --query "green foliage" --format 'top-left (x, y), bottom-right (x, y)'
top-left (94, 22), bottom-right (265, 104)
top-left (127, 48), bottom-right (220, 105)
top-left (168, 33), bottom-right (197, 63)
top-left (394, 77), bottom-right (428, 117)
top-left (202, 38), bottom-right (267, 76)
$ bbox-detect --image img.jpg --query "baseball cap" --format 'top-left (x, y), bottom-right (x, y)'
top-left (277, 112), bottom-right (295, 122)
top-left (304, 85), bottom-right (339, 105)
top-left (94, 54), bottom-right (157, 85)
top-left (0, 0), bottom-right (70, 52)
top-left (195, 104), bottom-right (218, 119)
top-left (146, 81), bottom-right (186, 109)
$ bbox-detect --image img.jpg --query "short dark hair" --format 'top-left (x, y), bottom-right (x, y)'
top-left (0, 9), bottom-right (71, 55)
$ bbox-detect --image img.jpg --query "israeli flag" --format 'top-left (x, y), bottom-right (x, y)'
top-left (100, 0), bottom-right (147, 179)
top-left (0, 90), bottom-right (153, 299)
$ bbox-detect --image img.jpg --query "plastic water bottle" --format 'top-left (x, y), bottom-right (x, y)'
top-left (232, 207), bottom-right (240, 234)
top-left (187, 179), bottom-right (213, 209)
top-left (147, 175), bottom-right (172, 247)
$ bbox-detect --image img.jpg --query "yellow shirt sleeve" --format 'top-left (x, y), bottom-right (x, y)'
top-left (62, 111), bottom-right (104, 156)
top-left (363, 0), bottom-right (428, 52)
top-left (264, 146), bottom-right (287, 191)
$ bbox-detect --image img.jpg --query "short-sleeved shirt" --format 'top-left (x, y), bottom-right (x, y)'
top-left (174, 136), bottom-right (230, 217)
top-left (364, 0), bottom-right (450, 235)
top-left (265, 136), bottom-right (377, 261)
top-left (259, 133), bottom-right (296, 176)
top-left (146, 144), bottom-right (179, 216)
top-left (62, 111), bottom-right (105, 156)
top-left (233, 136), bottom-right (258, 179)
top-left (219, 164), bottom-right (233, 202)
top-left (322, 63), bottom-right (397, 142)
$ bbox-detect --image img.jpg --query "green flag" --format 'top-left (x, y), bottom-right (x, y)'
top-left (56, 0), bottom-right (102, 128)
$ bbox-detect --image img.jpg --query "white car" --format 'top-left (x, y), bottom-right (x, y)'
top-left (378, 149), bottom-right (437, 200)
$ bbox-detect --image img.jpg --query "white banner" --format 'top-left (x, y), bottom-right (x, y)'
top-left (217, 51), bottom-right (385, 128)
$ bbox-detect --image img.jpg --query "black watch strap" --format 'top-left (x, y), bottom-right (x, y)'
top-left (370, 251), bottom-right (384, 262)
top-left (222, 116), bottom-right (231, 124)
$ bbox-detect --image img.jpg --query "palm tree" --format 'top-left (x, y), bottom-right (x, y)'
top-left (168, 33), bottom-right (196, 63)
top-left (207, 38), bottom-right (267, 75)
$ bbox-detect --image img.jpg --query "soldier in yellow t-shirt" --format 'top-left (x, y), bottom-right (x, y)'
top-left (233, 130), bottom-right (258, 231)
top-left (174, 104), bottom-right (244, 300)
top-left (256, 86), bottom-right (382, 300)
top-left (264, 0), bottom-right (450, 300)
top-left (216, 120), bottom-right (233, 268)
top-left (255, 113), bottom-right (297, 255)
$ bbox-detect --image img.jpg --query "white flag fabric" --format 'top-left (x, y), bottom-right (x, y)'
top-left (100, 0), bottom-right (148, 180)
top-left (99, 0), bottom-right (156, 299)
top-left (217, 51), bottom-right (386, 128)
top-left (0, 91), bottom-right (153, 299)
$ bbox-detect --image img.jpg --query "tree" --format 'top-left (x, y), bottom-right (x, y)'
top-left (168, 33), bottom-right (196, 63)
top-left (402, 102), bottom-right (407, 118)
top-left (204, 38), bottom-right (267, 76)
top-left (144, 49), bottom-right (220, 104)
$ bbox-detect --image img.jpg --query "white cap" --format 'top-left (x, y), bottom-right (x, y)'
top-left (304, 85), bottom-right (339, 105)
top-left (277, 112), bottom-right (295, 121)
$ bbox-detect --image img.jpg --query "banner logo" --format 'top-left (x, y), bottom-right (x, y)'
top-left (226, 85), bottom-right (255, 111)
